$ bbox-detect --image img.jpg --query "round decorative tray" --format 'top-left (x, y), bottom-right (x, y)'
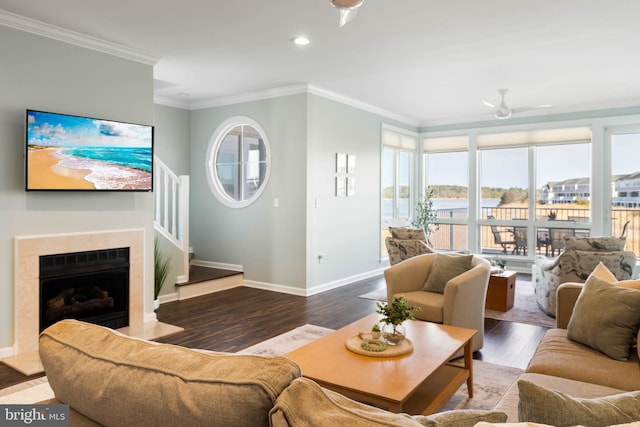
top-left (345, 333), bottom-right (414, 358)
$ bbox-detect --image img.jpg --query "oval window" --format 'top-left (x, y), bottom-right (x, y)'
top-left (206, 117), bottom-right (271, 208)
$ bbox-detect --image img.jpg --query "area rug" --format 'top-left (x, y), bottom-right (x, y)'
top-left (237, 324), bottom-right (335, 355)
top-left (485, 279), bottom-right (555, 328)
top-left (442, 360), bottom-right (523, 411)
top-left (0, 376), bottom-right (53, 404)
top-left (359, 280), bottom-right (555, 328)
top-left (359, 287), bottom-right (387, 302)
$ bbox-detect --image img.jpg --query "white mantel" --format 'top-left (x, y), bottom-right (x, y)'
top-left (4, 229), bottom-right (182, 375)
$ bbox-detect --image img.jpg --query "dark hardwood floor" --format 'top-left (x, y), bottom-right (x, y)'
top-left (0, 273), bottom-right (548, 390)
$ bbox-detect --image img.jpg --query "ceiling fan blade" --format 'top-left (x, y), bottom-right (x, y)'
top-left (482, 100), bottom-right (497, 108)
top-left (338, 8), bottom-right (358, 26)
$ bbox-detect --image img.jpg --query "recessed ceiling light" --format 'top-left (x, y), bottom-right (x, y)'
top-left (292, 36), bottom-right (310, 46)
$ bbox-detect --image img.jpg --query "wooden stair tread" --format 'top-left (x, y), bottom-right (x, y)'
top-left (177, 266), bottom-right (242, 286)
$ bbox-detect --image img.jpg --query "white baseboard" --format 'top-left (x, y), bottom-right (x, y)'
top-left (191, 259), bottom-right (243, 272)
top-left (158, 292), bottom-right (178, 304)
top-left (244, 267), bottom-right (387, 297)
top-left (243, 280), bottom-right (308, 296)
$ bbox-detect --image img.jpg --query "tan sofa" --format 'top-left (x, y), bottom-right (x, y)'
top-left (493, 281), bottom-right (640, 423)
top-left (384, 253), bottom-right (491, 353)
top-left (38, 319), bottom-right (508, 427)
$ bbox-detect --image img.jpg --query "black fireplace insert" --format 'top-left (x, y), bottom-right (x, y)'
top-left (39, 247), bottom-right (130, 331)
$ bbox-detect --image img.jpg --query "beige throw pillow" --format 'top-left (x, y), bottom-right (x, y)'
top-left (422, 254), bottom-right (473, 294)
top-left (566, 275), bottom-right (640, 361)
top-left (517, 380), bottom-right (640, 426)
top-left (589, 262), bottom-right (618, 282)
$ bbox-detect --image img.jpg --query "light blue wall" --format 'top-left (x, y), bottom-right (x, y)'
top-left (0, 26), bottom-right (155, 350)
top-left (154, 104), bottom-right (191, 175)
top-left (305, 94), bottom-right (414, 288)
top-left (187, 92), bottom-right (415, 292)
top-left (189, 95), bottom-right (309, 289)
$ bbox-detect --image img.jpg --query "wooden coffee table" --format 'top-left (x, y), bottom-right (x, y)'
top-left (285, 313), bottom-right (476, 415)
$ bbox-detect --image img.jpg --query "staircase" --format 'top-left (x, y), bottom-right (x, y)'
top-left (176, 265), bottom-right (243, 300)
top-left (154, 156), bottom-right (191, 284)
top-left (154, 157), bottom-right (243, 300)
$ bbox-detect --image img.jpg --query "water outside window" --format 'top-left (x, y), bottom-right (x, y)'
top-left (426, 151), bottom-right (468, 251)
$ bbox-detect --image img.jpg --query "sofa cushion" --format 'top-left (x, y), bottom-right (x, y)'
top-left (400, 290), bottom-right (444, 323)
top-left (269, 377), bottom-right (507, 427)
top-left (564, 236), bottom-right (627, 251)
top-left (494, 372), bottom-right (626, 422)
top-left (414, 410), bottom-right (508, 427)
top-left (517, 380), bottom-right (640, 426)
top-left (423, 253), bottom-right (473, 294)
top-left (270, 377), bottom-right (424, 426)
top-left (40, 319), bottom-right (301, 427)
top-left (566, 275), bottom-right (640, 361)
top-left (526, 329), bottom-right (640, 391)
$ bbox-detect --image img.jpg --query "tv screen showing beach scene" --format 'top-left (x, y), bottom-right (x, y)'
top-left (25, 110), bottom-right (153, 191)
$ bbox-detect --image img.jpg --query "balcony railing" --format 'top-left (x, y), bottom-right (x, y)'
top-left (429, 206), bottom-right (640, 257)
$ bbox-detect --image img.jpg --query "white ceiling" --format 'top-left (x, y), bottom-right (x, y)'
top-left (1, 0), bottom-right (639, 126)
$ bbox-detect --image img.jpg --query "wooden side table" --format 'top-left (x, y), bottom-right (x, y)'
top-left (486, 271), bottom-right (517, 311)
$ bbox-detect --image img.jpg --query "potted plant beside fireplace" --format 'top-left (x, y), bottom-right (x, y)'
top-left (154, 236), bottom-right (170, 310)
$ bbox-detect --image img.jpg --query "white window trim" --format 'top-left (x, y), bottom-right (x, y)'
top-left (205, 116), bottom-right (271, 208)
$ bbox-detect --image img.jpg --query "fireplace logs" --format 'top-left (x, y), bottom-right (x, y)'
top-left (45, 286), bottom-right (115, 322)
top-left (39, 248), bottom-right (130, 331)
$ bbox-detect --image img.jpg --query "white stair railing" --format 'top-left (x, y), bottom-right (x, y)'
top-left (154, 156), bottom-right (190, 283)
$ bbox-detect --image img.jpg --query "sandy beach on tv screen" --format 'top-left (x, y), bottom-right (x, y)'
top-left (28, 148), bottom-right (95, 190)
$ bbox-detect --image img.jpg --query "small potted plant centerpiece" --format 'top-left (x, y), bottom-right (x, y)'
top-left (371, 324), bottom-right (381, 339)
top-left (376, 296), bottom-right (420, 346)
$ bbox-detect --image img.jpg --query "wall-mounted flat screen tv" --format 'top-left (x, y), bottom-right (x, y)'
top-left (25, 110), bottom-right (154, 191)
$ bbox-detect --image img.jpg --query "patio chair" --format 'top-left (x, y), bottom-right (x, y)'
top-left (488, 216), bottom-right (515, 254)
top-left (548, 228), bottom-right (574, 256)
top-left (513, 227), bottom-right (527, 255)
top-left (536, 229), bottom-right (550, 256)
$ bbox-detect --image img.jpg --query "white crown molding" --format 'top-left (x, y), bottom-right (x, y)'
top-left (0, 10), bottom-right (159, 65)
top-left (154, 95), bottom-right (192, 110)
top-left (307, 84), bottom-right (420, 128)
top-left (185, 82), bottom-right (419, 127)
top-left (189, 83), bottom-right (310, 110)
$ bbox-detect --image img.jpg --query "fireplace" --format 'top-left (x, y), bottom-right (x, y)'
top-left (39, 247), bottom-right (130, 331)
top-left (8, 229), bottom-right (183, 376)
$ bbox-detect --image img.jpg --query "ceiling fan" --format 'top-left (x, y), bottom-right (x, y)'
top-left (482, 89), bottom-right (553, 120)
top-left (331, 0), bottom-right (364, 27)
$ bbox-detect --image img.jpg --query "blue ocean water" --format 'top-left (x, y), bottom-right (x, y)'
top-left (61, 147), bottom-right (152, 172)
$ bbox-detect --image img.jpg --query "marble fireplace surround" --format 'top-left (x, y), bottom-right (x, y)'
top-left (5, 229), bottom-right (182, 375)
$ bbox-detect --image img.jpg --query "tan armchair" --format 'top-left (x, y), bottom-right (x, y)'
top-left (383, 253), bottom-right (491, 353)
